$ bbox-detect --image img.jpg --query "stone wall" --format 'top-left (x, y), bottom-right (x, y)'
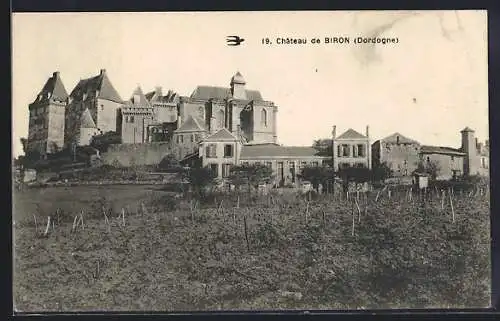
top-left (102, 142), bottom-right (174, 167)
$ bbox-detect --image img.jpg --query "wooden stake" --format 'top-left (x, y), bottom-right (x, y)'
top-left (33, 214), bottom-right (38, 234)
top-left (322, 208), bottom-right (326, 225)
top-left (72, 215), bottom-right (78, 232)
top-left (355, 198), bottom-right (361, 223)
top-left (80, 212), bottom-right (84, 230)
top-left (441, 190), bottom-right (445, 210)
top-left (305, 201), bottom-right (309, 224)
top-left (243, 215), bottom-right (250, 251)
top-left (122, 208), bottom-right (125, 226)
top-left (237, 195), bottom-right (240, 209)
top-left (450, 192), bottom-right (455, 223)
top-left (44, 216), bottom-right (51, 236)
top-left (351, 200), bottom-right (355, 236)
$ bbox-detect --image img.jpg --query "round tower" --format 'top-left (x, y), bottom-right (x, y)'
top-left (230, 71), bottom-right (247, 100)
top-left (461, 127), bottom-right (478, 176)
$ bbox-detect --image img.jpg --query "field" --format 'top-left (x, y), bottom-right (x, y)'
top-left (13, 184), bottom-right (491, 311)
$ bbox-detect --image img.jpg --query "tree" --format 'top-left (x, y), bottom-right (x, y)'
top-left (90, 131), bottom-right (122, 152)
top-left (298, 165), bottom-right (335, 192)
top-left (415, 159), bottom-right (441, 181)
top-left (312, 138), bottom-right (333, 156)
top-left (158, 154), bottom-right (182, 173)
top-left (183, 167), bottom-right (217, 200)
top-left (228, 164), bottom-right (273, 193)
top-left (371, 162), bottom-right (393, 183)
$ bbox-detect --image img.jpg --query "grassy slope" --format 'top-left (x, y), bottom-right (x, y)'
top-left (13, 187), bottom-right (491, 311)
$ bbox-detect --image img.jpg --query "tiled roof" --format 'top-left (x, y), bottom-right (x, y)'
top-left (70, 70), bottom-right (122, 103)
top-left (380, 132), bottom-right (419, 144)
top-left (204, 128), bottom-right (239, 142)
top-left (240, 144), bottom-right (325, 159)
top-left (336, 128), bottom-right (367, 140)
top-left (190, 86), bottom-right (263, 101)
top-left (80, 108), bottom-right (97, 128)
top-left (175, 115), bottom-right (206, 132)
top-left (420, 145), bottom-right (466, 156)
top-left (33, 72), bottom-right (69, 103)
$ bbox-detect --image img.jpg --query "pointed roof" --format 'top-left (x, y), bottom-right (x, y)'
top-left (126, 86), bottom-right (151, 107)
top-left (204, 128), bottom-right (239, 142)
top-left (336, 128), bottom-right (367, 140)
top-left (175, 115), bottom-right (206, 133)
top-left (380, 132), bottom-right (419, 144)
top-left (231, 71), bottom-right (246, 85)
top-left (80, 108), bottom-right (97, 128)
top-left (461, 126), bottom-right (475, 133)
top-left (33, 71), bottom-right (69, 103)
top-left (70, 69), bottom-right (122, 103)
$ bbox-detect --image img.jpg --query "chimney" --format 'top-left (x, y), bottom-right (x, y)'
top-left (366, 125), bottom-right (369, 138)
top-left (100, 69), bottom-right (106, 75)
top-left (53, 71), bottom-right (60, 78)
top-left (332, 125), bottom-right (336, 139)
top-left (155, 86), bottom-right (162, 96)
top-left (210, 116), bottom-right (216, 133)
top-left (177, 115), bottom-right (182, 128)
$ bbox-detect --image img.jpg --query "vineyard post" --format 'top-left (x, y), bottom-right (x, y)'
top-left (80, 211), bottom-right (85, 230)
top-left (351, 198), bottom-right (355, 236)
top-left (305, 201), bottom-right (309, 225)
top-left (43, 216), bottom-right (51, 237)
top-left (355, 197), bottom-right (361, 223)
top-left (243, 215), bottom-right (250, 251)
top-left (72, 215), bottom-right (78, 233)
top-left (441, 190), bottom-right (445, 210)
top-left (450, 191), bottom-right (455, 223)
top-left (33, 214), bottom-right (38, 235)
top-left (236, 195), bottom-right (240, 209)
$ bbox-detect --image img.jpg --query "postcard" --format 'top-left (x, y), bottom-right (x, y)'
top-left (12, 10), bottom-right (490, 311)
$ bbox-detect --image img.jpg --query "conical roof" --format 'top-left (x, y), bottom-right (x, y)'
top-left (80, 108), bottom-right (97, 128)
top-left (230, 71), bottom-right (246, 85)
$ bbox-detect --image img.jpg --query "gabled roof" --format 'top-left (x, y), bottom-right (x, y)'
top-left (336, 128), bottom-right (367, 140)
top-left (80, 108), bottom-right (97, 128)
top-left (204, 128), bottom-right (239, 142)
top-left (70, 69), bottom-right (122, 103)
top-left (380, 132), bottom-right (419, 144)
top-left (420, 145), bottom-right (466, 156)
top-left (175, 115), bottom-right (206, 133)
top-left (33, 71), bottom-right (69, 103)
top-left (240, 144), bottom-right (326, 159)
top-left (190, 86), bottom-right (263, 101)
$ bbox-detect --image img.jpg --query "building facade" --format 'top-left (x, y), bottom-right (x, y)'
top-left (64, 69), bottom-right (123, 148)
top-left (27, 71), bottom-right (69, 156)
top-left (332, 126), bottom-right (371, 171)
top-left (118, 86), bottom-right (155, 144)
top-left (172, 115), bottom-right (207, 160)
top-left (371, 133), bottom-right (421, 176)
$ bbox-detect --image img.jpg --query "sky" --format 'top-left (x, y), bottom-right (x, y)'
top-left (12, 10), bottom-right (488, 157)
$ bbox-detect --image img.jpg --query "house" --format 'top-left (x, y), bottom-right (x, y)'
top-left (65, 69), bottom-right (123, 148)
top-left (371, 132), bottom-right (421, 176)
top-left (332, 126), bottom-right (371, 170)
top-left (27, 71), bottom-right (69, 157)
top-left (198, 126), bottom-right (329, 186)
top-left (118, 86), bottom-right (155, 144)
top-left (419, 145), bottom-right (465, 180)
top-left (173, 115), bottom-right (207, 160)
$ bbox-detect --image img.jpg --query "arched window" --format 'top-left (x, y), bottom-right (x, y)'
top-left (261, 109), bottom-right (268, 127)
top-left (218, 110), bottom-right (225, 128)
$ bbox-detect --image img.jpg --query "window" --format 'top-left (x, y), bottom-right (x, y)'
top-left (242, 161), bottom-right (249, 166)
top-left (191, 134), bottom-right (194, 143)
top-left (176, 135), bottom-right (180, 144)
top-left (451, 156), bottom-right (455, 162)
top-left (266, 161), bottom-right (273, 168)
top-left (209, 164), bottom-right (218, 176)
top-left (224, 144), bottom-right (234, 157)
top-left (289, 161), bottom-right (296, 183)
top-left (337, 145), bottom-right (342, 157)
top-left (300, 161), bottom-right (307, 169)
top-left (426, 156), bottom-right (430, 162)
top-left (179, 135), bottom-right (184, 143)
top-left (261, 109), bottom-right (268, 127)
top-left (357, 144), bottom-right (365, 157)
top-left (130, 116), bottom-right (135, 123)
top-left (353, 145), bottom-right (358, 158)
top-left (222, 164), bottom-right (232, 178)
top-left (255, 162), bottom-right (261, 166)
top-left (356, 163), bottom-right (365, 168)
top-left (101, 105), bottom-right (104, 111)
top-left (206, 144), bottom-right (217, 158)
top-left (342, 144), bottom-right (350, 157)
top-left (312, 161), bottom-right (319, 167)
top-left (218, 110), bottom-right (225, 128)
top-left (194, 134), bottom-right (200, 142)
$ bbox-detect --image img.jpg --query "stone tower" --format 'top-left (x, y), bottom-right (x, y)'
top-left (27, 71), bottom-right (68, 157)
top-left (230, 71), bottom-right (247, 100)
top-left (461, 127), bottom-right (478, 176)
